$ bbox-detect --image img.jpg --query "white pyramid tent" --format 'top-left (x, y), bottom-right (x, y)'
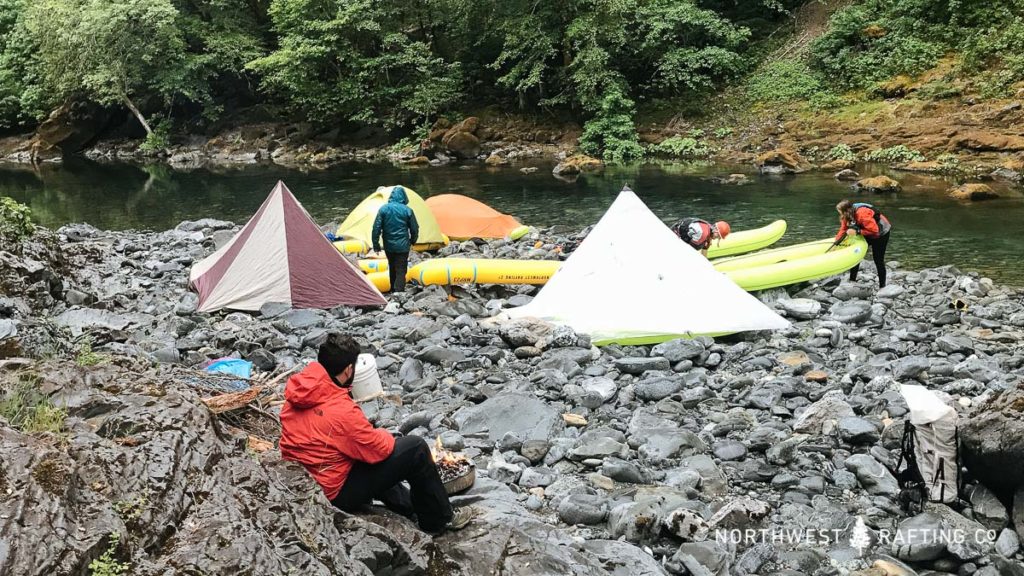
top-left (507, 187), bottom-right (789, 345)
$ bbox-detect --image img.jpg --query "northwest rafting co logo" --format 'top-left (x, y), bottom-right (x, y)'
top-left (849, 516), bottom-right (871, 555)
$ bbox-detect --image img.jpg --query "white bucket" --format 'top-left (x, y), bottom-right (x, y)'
top-left (351, 353), bottom-right (384, 402)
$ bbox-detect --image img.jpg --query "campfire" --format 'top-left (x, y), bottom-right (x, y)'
top-left (432, 437), bottom-right (476, 494)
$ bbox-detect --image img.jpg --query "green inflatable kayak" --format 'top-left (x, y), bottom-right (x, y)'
top-left (713, 236), bottom-right (868, 292)
top-left (707, 219), bottom-right (787, 259)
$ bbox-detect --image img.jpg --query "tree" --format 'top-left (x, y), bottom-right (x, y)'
top-left (0, 0), bottom-right (44, 129)
top-left (249, 0), bottom-right (462, 129)
top-left (25, 0), bottom-right (186, 135)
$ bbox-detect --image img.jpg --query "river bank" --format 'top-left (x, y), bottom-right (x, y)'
top-left (2, 217), bottom-right (1024, 575)
top-left (2, 99), bottom-right (1024, 188)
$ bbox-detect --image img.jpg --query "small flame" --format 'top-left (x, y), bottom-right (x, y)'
top-left (431, 436), bottom-right (469, 466)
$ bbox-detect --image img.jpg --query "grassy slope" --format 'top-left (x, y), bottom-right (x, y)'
top-left (634, 1), bottom-right (1024, 171)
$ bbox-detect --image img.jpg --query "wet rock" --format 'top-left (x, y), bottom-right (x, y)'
top-left (838, 417), bottom-right (881, 445)
top-left (454, 392), bottom-right (564, 442)
top-left (821, 159), bottom-right (855, 171)
top-left (677, 455), bottom-right (727, 496)
top-left (949, 183), bottom-right (1000, 202)
top-left (925, 501), bottom-right (995, 560)
top-left (572, 437), bottom-right (628, 461)
top-left (520, 439), bottom-right (550, 464)
top-left (855, 175), bottom-right (901, 193)
top-left (997, 528), bottom-right (1020, 557)
top-left (414, 345), bottom-right (466, 365)
top-left (498, 318), bottom-right (551, 347)
top-left (608, 501), bottom-right (663, 543)
top-left (580, 540), bottom-right (668, 576)
top-left (639, 430), bottom-right (707, 464)
top-left (891, 512), bottom-right (946, 561)
top-left (666, 541), bottom-right (730, 576)
top-left (831, 300), bottom-right (873, 324)
top-left (0, 319), bottom-right (17, 340)
top-left (602, 457), bottom-right (648, 483)
top-left (552, 154), bottom-right (603, 177)
top-left (845, 454), bottom-right (900, 496)
top-left (966, 483), bottom-right (1009, 531)
top-left (652, 339), bottom-right (706, 363)
top-left (557, 493), bottom-right (609, 525)
top-left (780, 298), bottom-right (821, 320)
top-left (615, 356), bottom-right (670, 375)
top-left (835, 168), bottom-right (861, 181)
top-left (755, 149), bottom-right (808, 174)
top-left (634, 376), bottom-right (683, 401)
top-left (712, 440), bottom-right (747, 461)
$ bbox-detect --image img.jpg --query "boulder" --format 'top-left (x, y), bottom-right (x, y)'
top-left (961, 382), bottom-right (1024, 495)
top-left (854, 175), bottom-right (901, 193)
top-left (30, 100), bottom-right (116, 159)
top-left (615, 357), bottom-right (671, 375)
top-left (498, 318), bottom-right (552, 347)
top-left (949, 183), bottom-right (1000, 202)
top-left (835, 168), bottom-right (861, 181)
top-left (754, 149), bottom-right (809, 174)
top-left (0, 362), bottom-right (426, 576)
top-left (557, 494), bottom-right (609, 525)
top-left (779, 298), bottom-right (821, 320)
top-left (445, 131), bottom-right (481, 160)
top-left (454, 392), bottom-right (564, 442)
top-left (552, 155), bottom-right (603, 177)
top-left (793, 391), bottom-right (855, 434)
top-left (821, 159), bottom-right (855, 171)
top-left (844, 454), bottom-right (899, 496)
top-left (951, 130), bottom-right (1024, 152)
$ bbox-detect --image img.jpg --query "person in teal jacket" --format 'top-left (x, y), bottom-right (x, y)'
top-left (372, 186), bottom-right (419, 292)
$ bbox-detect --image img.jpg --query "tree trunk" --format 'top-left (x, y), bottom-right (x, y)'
top-left (122, 93), bottom-right (152, 136)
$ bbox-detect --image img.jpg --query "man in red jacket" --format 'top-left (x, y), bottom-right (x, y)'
top-left (279, 333), bottom-right (471, 534)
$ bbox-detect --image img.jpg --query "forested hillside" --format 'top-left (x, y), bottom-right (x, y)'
top-left (1, 0), bottom-right (1022, 161)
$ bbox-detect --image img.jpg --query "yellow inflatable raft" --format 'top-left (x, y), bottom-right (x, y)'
top-left (367, 271), bottom-right (391, 292)
top-left (706, 220), bottom-right (787, 259)
top-left (713, 236), bottom-right (867, 292)
top-left (408, 258), bottom-right (562, 287)
top-left (334, 237), bottom-right (450, 255)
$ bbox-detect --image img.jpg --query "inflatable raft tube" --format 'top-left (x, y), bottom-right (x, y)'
top-left (713, 236), bottom-right (867, 292)
top-left (367, 271), bottom-right (391, 292)
top-left (408, 258), bottom-right (562, 287)
top-left (706, 220), bottom-right (787, 259)
top-left (334, 236), bottom-right (450, 255)
top-left (358, 258), bottom-right (389, 273)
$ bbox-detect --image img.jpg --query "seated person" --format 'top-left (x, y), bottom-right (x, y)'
top-left (279, 333), bottom-right (472, 534)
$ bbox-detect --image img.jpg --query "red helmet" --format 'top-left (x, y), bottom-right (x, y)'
top-left (714, 221), bottom-right (731, 239)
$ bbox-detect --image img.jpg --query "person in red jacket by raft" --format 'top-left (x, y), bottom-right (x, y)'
top-left (279, 333), bottom-right (474, 534)
top-left (835, 199), bottom-right (892, 288)
top-left (671, 218), bottom-right (731, 257)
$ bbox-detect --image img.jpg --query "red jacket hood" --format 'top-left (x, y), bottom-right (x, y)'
top-left (285, 362), bottom-right (347, 409)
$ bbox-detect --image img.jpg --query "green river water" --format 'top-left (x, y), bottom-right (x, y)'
top-left (1, 158), bottom-right (1022, 284)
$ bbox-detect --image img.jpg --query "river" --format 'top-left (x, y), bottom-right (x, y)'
top-left (1, 158), bottom-right (1022, 284)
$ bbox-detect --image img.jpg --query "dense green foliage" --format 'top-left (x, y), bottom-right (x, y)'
top-left (0, 0), bottom-right (1021, 159)
top-left (810, 0), bottom-right (1024, 94)
top-left (0, 195), bottom-right (34, 245)
top-left (863, 144), bottom-right (925, 164)
top-left (0, 0), bottom-right (796, 158)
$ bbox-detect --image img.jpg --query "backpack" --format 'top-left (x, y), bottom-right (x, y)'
top-left (890, 421), bottom-right (962, 513)
top-left (852, 202), bottom-right (891, 235)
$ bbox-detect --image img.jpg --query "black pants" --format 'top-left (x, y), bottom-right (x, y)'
top-left (850, 232), bottom-right (890, 287)
top-left (386, 251), bottom-right (410, 292)
top-left (332, 436), bottom-right (453, 532)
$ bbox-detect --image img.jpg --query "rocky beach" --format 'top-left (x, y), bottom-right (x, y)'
top-left (2, 217), bottom-right (1024, 576)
